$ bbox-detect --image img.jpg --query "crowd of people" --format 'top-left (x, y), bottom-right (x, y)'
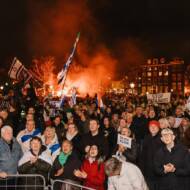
top-left (0, 83), bottom-right (190, 190)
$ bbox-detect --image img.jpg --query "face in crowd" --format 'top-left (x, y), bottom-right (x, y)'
top-left (30, 138), bottom-right (42, 152)
top-left (1, 126), bottom-right (13, 142)
top-left (161, 129), bottom-right (175, 145)
top-left (159, 118), bottom-right (170, 129)
top-left (67, 124), bottom-right (77, 135)
top-left (62, 140), bottom-right (73, 154)
top-left (175, 107), bottom-right (183, 117)
top-left (136, 107), bottom-right (143, 116)
top-left (44, 126), bottom-right (55, 139)
top-left (103, 117), bottom-right (109, 127)
top-left (89, 120), bottom-right (99, 134)
top-left (26, 120), bottom-right (35, 132)
top-left (28, 107), bottom-right (35, 115)
top-left (26, 114), bottom-right (34, 121)
top-left (54, 116), bottom-right (61, 126)
top-left (119, 119), bottom-right (127, 128)
top-left (0, 110), bottom-right (8, 121)
top-left (89, 145), bottom-right (98, 158)
top-left (121, 127), bottom-right (131, 137)
top-left (149, 124), bottom-right (159, 136)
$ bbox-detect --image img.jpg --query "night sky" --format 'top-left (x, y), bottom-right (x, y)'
top-left (1, 0), bottom-right (190, 75)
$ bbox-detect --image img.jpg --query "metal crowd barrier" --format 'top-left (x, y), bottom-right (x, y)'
top-left (52, 180), bottom-right (96, 190)
top-left (0, 174), bottom-right (47, 190)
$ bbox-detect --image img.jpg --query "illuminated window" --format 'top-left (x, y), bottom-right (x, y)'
top-left (164, 71), bottom-right (168, 76)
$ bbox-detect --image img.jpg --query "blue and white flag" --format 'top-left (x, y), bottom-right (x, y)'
top-left (57, 32), bottom-right (80, 85)
top-left (8, 57), bottom-right (32, 83)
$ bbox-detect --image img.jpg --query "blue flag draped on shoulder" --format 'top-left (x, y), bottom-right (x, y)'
top-left (57, 32), bottom-right (80, 85)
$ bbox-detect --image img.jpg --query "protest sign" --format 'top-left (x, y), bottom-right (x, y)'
top-left (117, 134), bottom-right (132, 149)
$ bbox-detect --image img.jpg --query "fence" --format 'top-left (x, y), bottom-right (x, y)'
top-left (0, 174), bottom-right (46, 190)
top-left (52, 180), bottom-right (96, 190)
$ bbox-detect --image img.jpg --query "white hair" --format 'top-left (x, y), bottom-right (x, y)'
top-left (159, 118), bottom-right (170, 128)
top-left (1, 125), bottom-right (13, 136)
top-left (161, 128), bottom-right (174, 136)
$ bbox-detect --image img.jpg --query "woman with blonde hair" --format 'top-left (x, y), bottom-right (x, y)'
top-left (41, 126), bottom-right (60, 161)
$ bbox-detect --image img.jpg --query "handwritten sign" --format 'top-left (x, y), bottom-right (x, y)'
top-left (147, 93), bottom-right (171, 104)
top-left (117, 134), bottom-right (132, 149)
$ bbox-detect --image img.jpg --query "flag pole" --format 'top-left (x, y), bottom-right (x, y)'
top-left (59, 32), bottom-right (81, 102)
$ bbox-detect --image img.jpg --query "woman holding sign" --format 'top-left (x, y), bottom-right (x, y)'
top-left (113, 127), bottom-right (138, 164)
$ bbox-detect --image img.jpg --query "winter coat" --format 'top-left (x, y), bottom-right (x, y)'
top-left (0, 138), bottom-right (22, 174)
top-left (16, 128), bottom-right (41, 153)
top-left (64, 132), bottom-right (82, 159)
top-left (140, 133), bottom-right (163, 179)
top-left (18, 150), bottom-right (52, 179)
top-left (154, 143), bottom-right (190, 190)
top-left (80, 132), bottom-right (109, 159)
top-left (108, 161), bottom-right (148, 190)
top-left (131, 115), bottom-right (149, 144)
top-left (81, 159), bottom-right (105, 190)
top-left (41, 134), bottom-right (60, 161)
top-left (18, 149), bottom-right (52, 190)
top-left (50, 151), bottom-right (81, 182)
top-left (103, 126), bottom-right (117, 157)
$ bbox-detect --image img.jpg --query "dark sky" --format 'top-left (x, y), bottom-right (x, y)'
top-left (1, 0), bottom-right (190, 71)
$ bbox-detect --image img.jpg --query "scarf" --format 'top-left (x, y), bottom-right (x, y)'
top-left (58, 151), bottom-right (71, 166)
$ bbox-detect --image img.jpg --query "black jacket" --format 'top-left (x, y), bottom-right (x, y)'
top-left (140, 133), bottom-right (163, 179)
top-left (131, 115), bottom-right (148, 144)
top-left (80, 131), bottom-right (109, 159)
top-left (50, 151), bottom-right (81, 181)
top-left (18, 150), bottom-right (51, 190)
top-left (154, 143), bottom-right (190, 190)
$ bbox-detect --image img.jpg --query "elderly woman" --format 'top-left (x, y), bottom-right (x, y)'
top-left (64, 123), bottom-right (82, 157)
top-left (154, 128), bottom-right (190, 190)
top-left (18, 136), bottom-right (52, 189)
top-left (159, 118), bottom-right (170, 129)
top-left (113, 127), bottom-right (137, 164)
top-left (74, 145), bottom-right (105, 190)
top-left (105, 157), bottom-right (148, 190)
top-left (50, 140), bottom-right (81, 190)
top-left (41, 126), bottom-right (60, 161)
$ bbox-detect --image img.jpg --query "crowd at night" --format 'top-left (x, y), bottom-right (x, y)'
top-left (1, 0), bottom-right (190, 190)
top-left (0, 85), bottom-right (190, 190)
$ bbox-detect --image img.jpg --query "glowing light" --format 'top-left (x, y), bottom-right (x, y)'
top-left (130, 83), bottom-right (135, 89)
top-left (0, 86), bottom-right (4, 90)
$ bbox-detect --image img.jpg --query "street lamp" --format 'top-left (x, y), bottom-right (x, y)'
top-left (130, 82), bottom-right (135, 95)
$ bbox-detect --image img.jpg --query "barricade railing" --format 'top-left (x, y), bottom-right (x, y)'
top-left (52, 179), bottom-right (96, 190)
top-left (0, 174), bottom-right (47, 190)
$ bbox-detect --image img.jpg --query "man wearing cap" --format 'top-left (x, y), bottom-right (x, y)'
top-left (140, 120), bottom-right (163, 190)
top-left (154, 128), bottom-right (190, 190)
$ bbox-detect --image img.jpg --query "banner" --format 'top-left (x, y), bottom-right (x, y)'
top-left (117, 134), bottom-right (132, 149)
top-left (147, 93), bottom-right (171, 104)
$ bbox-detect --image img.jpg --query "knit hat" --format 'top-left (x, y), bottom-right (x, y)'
top-left (149, 120), bottom-right (160, 128)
